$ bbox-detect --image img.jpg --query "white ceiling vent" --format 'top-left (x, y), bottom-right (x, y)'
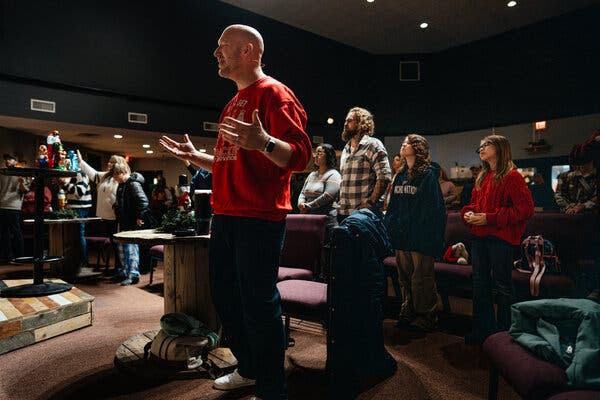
top-left (203, 122), bottom-right (219, 132)
top-left (128, 112), bottom-right (148, 124)
top-left (30, 98), bottom-right (56, 113)
top-left (312, 135), bottom-right (324, 144)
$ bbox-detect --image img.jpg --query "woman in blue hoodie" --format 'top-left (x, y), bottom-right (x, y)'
top-left (384, 134), bottom-right (446, 331)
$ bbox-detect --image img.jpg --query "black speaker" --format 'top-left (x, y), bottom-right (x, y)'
top-left (399, 61), bottom-right (420, 81)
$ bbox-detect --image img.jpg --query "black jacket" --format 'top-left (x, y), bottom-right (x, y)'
top-left (115, 173), bottom-right (152, 230)
top-left (384, 162), bottom-right (446, 257)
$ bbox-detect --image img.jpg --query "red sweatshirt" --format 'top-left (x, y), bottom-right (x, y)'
top-left (212, 76), bottom-right (312, 221)
top-left (461, 169), bottom-right (534, 245)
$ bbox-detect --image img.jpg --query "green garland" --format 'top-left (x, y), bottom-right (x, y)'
top-left (46, 209), bottom-right (78, 219)
top-left (155, 210), bottom-right (196, 233)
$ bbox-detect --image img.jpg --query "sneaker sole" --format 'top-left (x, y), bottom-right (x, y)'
top-left (212, 380), bottom-right (256, 391)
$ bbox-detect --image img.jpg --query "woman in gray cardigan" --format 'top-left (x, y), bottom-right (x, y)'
top-left (298, 143), bottom-right (341, 242)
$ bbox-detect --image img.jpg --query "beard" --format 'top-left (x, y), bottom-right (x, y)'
top-left (342, 126), bottom-right (359, 142)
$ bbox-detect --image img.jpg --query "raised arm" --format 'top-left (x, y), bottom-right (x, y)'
top-left (159, 134), bottom-right (214, 172)
top-left (77, 150), bottom-right (102, 183)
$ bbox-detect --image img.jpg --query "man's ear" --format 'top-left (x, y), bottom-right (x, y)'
top-left (242, 42), bottom-right (254, 57)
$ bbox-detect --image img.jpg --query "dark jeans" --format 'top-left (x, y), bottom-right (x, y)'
top-left (471, 236), bottom-right (516, 338)
top-left (0, 209), bottom-right (24, 260)
top-left (209, 215), bottom-right (287, 400)
top-left (71, 208), bottom-right (90, 265)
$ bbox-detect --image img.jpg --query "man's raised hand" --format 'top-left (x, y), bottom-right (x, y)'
top-left (159, 134), bottom-right (197, 161)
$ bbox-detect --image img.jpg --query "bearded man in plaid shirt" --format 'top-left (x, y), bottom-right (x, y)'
top-left (338, 107), bottom-right (392, 222)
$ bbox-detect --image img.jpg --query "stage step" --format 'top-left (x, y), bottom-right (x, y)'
top-left (0, 279), bottom-right (94, 355)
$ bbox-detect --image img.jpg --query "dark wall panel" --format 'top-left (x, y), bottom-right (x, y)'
top-left (0, 1), bottom-right (598, 138)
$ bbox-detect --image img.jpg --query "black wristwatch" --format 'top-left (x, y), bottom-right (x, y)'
top-left (263, 136), bottom-right (276, 153)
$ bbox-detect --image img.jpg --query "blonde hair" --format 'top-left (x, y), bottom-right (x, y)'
top-left (111, 161), bottom-right (131, 177)
top-left (399, 134), bottom-right (431, 178)
top-left (475, 134), bottom-right (516, 189)
top-left (101, 155), bottom-right (126, 183)
top-left (342, 107), bottom-right (375, 141)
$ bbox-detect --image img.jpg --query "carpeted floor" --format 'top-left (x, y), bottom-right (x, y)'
top-left (0, 260), bottom-right (519, 400)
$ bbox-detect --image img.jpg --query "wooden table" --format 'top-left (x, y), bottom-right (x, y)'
top-left (0, 167), bottom-right (76, 297)
top-left (112, 229), bottom-right (218, 332)
top-left (24, 217), bottom-right (102, 279)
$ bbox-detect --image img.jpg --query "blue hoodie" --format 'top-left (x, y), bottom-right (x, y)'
top-left (384, 162), bottom-right (446, 257)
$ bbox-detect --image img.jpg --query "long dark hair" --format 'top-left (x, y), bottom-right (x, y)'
top-left (315, 143), bottom-right (337, 170)
top-left (399, 134), bottom-right (431, 178)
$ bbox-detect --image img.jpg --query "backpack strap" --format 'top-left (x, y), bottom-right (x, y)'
top-left (530, 236), bottom-right (548, 297)
top-left (526, 236), bottom-right (540, 297)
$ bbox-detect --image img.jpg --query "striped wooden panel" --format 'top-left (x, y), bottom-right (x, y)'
top-left (0, 279), bottom-right (94, 355)
top-left (0, 280), bottom-right (95, 324)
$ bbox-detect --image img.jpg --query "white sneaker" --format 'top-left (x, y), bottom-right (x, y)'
top-left (213, 369), bottom-right (256, 390)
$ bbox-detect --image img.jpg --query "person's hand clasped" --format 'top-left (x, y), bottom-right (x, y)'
top-left (219, 109), bottom-right (269, 151)
top-left (298, 203), bottom-right (309, 213)
top-left (464, 211), bottom-right (487, 225)
top-left (566, 204), bottom-right (585, 215)
top-left (136, 219), bottom-right (144, 227)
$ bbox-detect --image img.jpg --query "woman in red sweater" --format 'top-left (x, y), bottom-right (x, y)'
top-left (461, 135), bottom-right (534, 345)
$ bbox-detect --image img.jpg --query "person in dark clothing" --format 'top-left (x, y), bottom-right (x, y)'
top-left (384, 134), bottom-right (446, 332)
top-left (0, 154), bottom-right (29, 263)
top-left (112, 161), bottom-right (152, 285)
top-left (459, 165), bottom-right (481, 207)
top-left (571, 130), bottom-right (600, 302)
top-left (529, 172), bottom-right (558, 210)
top-left (184, 160), bottom-right (212, 192)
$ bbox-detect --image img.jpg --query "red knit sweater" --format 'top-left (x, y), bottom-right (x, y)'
top-left (461, 169), bottom-right (534, 245)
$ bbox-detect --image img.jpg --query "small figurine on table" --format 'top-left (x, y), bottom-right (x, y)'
top-left (56, 146), bottom-right (67, 170)
top-left (36, 145), bottom-right (49, 168)
top-left (46, 131), bottom-right (58, 168)
top-left (177, 191), bottom-right (190, 211)
top-left (67, 150), bottom-right (78, 171)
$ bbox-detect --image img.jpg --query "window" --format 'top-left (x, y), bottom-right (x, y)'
top-left (517, 167), bottom-right (536, 185)
top-left (551, 165), bottom-right (570, 192)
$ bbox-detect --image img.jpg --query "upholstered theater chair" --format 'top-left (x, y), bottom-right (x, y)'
top-left (483, 331), bottom-right (571, 400)
top-left (85, 236), bottom-right (112, 272)
top-left (277, 279), bottom-right (328, 346)
top-left (546, 391), bottom-right (600, 400)
top-left (434, 211), bottom-right (474, 312)
top-left (514, 211), bottom-right (599, 300)
top-left (148, 245), bottom-right (164, 285)
top-left (277, 214), bottom-right (328, 282)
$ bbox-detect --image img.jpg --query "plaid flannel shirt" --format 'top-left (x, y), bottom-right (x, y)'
top-left (339, 135), bottom-right (392, 216)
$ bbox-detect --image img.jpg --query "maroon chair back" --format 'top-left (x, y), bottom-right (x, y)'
top-left (280, 215), bottom-right (328, 273)
top-left (444, 211), bottom-right (472, 251)
top-left (524, 211), bottom-right (598, 272)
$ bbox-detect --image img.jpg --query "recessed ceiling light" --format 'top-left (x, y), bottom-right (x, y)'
top-left (327, 117), bottom-right (334, 125)
top-left (420, 22), bottom-right (429, 29)
top-left (142, 144), bottom-right (150, 148)
top-left (146, 150), bottom-right (154, 154)
top-left (507, 1), bottom-right (517, 7)
top-left (366, 0), bottom-right (375, 3)
top-left (113, 134), bottom-right (123, 139)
